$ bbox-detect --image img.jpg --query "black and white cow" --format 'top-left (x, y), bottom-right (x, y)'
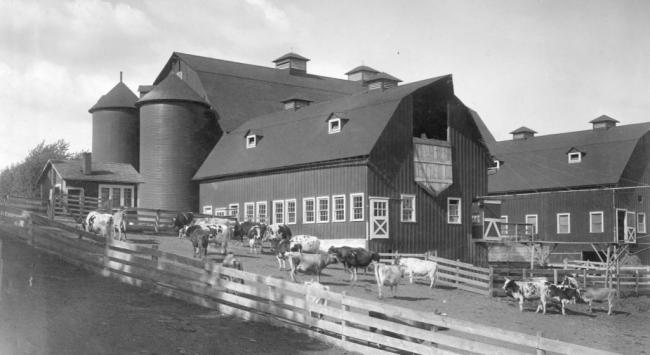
top-left (84, 211), bottom-right (114, 238)
top-left (173, 211), bottom-right (194, 239)
top-left (502, 278), bottom-right (549, 313)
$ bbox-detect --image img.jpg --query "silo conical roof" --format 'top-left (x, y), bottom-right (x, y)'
top-left (136, 73), bottom-right (209, 107)
top-left (88, 81), bottom-right (138, 113)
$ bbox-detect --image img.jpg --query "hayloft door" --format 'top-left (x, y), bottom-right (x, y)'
top-left (370, 197), bottom-right (389, 239)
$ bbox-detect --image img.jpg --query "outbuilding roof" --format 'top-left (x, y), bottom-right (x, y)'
top-left (38, 159), bottom-right (143, 184)
top-left (193, 75), bottom-right (450, 181)
top-left (88, 82), bottom-right (138, 113)
top-left (488, 122), bottom-right (650, 194)
top-left (151, 52), bottom-right (365, 133)
top-left (136, 73), bottom-right (209, 107)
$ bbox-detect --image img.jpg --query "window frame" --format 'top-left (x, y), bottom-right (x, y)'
top-left (246, 134), bottom-right (257, 149)
top-left (303, 197), bottom-right (315, 224)
top-left (285, 199), bottom-right (297, 225)
top-left (447, 197), bottom-right (461, 224)
top-left (525, 214), bottom-right (538, 235)
top-left (98, 184), bottom-right (135, 209)
top-left (400, 194), bottom-right (416, 223)
top-left (501, 215), bottom-right (508, 235)
top-left (328, 118), bottom-right (341, 134)
top-left (316, 196), bottom-right (330, 223)
top-left (589, 211), bottom-right (604, 233)
top-left (228, 203), bottom-right (239, 219)
top-left (638, 212), bottom-right (647, 234)
top-left (557, 213), bottom-right (571, 234)
top-left (272, 200), bottom-right (285, 224)
top-left (256, 201), bottom-right (267, 224)
top-left (350, 193), bottom-right (364, 221)
top-left (202, 205), bottom-right (213, 215)
top-left (568, 152), bottom-right (581, 163)
top-left (244, 202), bottom-right (255, 221)
top-left (332, 194), bottom-right (346, 222)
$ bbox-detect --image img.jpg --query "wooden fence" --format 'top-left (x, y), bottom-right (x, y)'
top-left (0, 211), bottom-right (619, 355)
top-left (0, 195), bottom-right (47, 216)
top-left (380, 253), bottom-right (494, 296)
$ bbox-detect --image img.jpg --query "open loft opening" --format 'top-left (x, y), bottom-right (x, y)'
top-left (411, 84), bottom-right (451, 142)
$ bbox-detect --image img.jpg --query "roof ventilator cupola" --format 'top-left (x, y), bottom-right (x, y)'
top-left (365, 72), bottom-right (402, 91)
top-left (281, 94), bottom-right (313, 110)
top-left (589, 115), bottom-right (619, 130)
top-left (510, 126), bottom-right (537, 140)
top-left (273, 52), bottom-right (310, 74)
top-left (345, 65), bottom-right (380, 82)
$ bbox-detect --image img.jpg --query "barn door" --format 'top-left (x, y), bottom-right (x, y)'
top-left (369, 197), bottom-right (389, 239)
top-left (626, 211), bottom-right (637, 243)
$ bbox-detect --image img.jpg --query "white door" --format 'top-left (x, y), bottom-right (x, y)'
top-left (370, 198), bottom-right (389, 239)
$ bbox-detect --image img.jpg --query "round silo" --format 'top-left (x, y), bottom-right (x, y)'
top-left (136, 73), bottom-right (220, 212)
top-left (89, 81), bottom-right (139, 170)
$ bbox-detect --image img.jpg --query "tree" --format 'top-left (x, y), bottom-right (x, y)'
top-left (0, 140), bottom-right (74, 199)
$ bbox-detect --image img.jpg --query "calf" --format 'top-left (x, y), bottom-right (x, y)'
top-left (328, 246), bottom-right (380, 282)
top-left (373, 260), bottom-right (405, 299)
top-left (270, 238), bottom-right (291, 270)
top-left (398, 257), bottom-right (438, 288)
top-left (288, 252), bottom-right (338, 283)
top-left (563, 276), bottom-right (616, 315)
top-left (112, 209), bottom-right (127, 241)
top-left (84, 211), bottom-right (114, 238)
top-left (289, 235), bottom-right (320, 253)
top-left (186, 225), bottom-right (209, 258)
top-left (539, 284), bottom-right (581, 315)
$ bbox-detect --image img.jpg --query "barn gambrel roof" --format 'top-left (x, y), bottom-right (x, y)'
top-left (193, 75), bottom-right (451, 181)
top-left (152, 52), bottom-right (365, 133)
top-left (488, 122), bottom-right (650, 194)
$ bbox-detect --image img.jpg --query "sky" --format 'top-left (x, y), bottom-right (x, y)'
top-left (1, 0), bottom-right (649, 171)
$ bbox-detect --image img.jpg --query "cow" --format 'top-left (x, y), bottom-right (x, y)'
top-left (538, 284), bottom-right (581, 315)
top-left (173, 211), bottom-right (194, 239)
top-left (84, 211), bottom-right (114, 238)
top-left (288, 252), bottom-right (338, 283)
top-left (328, 246), bottom-right (380, 282)
top-left (267, 223), bottom-right (292, 241)
top-left (112, 209), bottom-right (128, 241)
top-left (373, 259), bottom-right (406, 299)
top-left (180, 217), bottom-right (234, 254)
top-left (289, 235), bottom-right (320, 253)
top-left (398, 257), bottom-right (438, 288)
top-left (186, 225), bottom-right (209, 258)
top-left (563, 276), bottom-right (617, 315)
top-left (270, 238), bottom-right (292, 270)
top-left (233, 221), bottom-right (268, 243)
top-left (502, 278), bottom-right (549, 312)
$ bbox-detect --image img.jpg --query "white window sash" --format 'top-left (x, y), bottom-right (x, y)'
top-left (589, 211), bottom-right (604, 233)
top-left (286, 199), bottom-right (297, 225)
top-left (317, 196), bottom-right (330, 223)
top-left (400, 194), bottom-right (416, 222)
top-left (350, 193), bottom-right (364, 221)
top-left (303, 197), bottom-right (315, 224)
top-left (447, 198), bottom-right (461, 224)
top-left (638, 213), bottom-right (647, 234)
top-left (557, 213), bottom-right (571, 234)
top-left (273, 200), bottom-right (285, 224)
top-left (525, 214), bottom-right (538, 234)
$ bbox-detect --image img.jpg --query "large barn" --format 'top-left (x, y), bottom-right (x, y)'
top-left (80, 51), bottom-right (493, 262)
top-left (485, 116), bottom-right (650, 264)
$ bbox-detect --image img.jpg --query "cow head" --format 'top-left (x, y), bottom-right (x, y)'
top-left (561, 275), bottom-right (580, 289)
top-left (502, 278), bottom-right (519, 296)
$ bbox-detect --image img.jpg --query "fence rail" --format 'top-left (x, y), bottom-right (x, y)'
top-left (1, 195), bottom-right (47, 215)
top-left (0, 211), bottom-right (618, 355)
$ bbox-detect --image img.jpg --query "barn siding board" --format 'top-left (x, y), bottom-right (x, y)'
top-left (200, 165), bottom-right (368, 239)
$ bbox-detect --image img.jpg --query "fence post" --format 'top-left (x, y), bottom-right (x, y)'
top-left (522, 268), bottom-right (527, 280)
top-left (48, 188), bottom-right (55, 220)
top-left (582, 269), bottom-right (587, 289)
top-left (102, 233), bottom-right (111, 277)
top-left (154, 210), bottom-right (160, 234)
top-left (341, 291), bottom-right (349, 343)
top-left (553, 269), bottom-right (558, 285)
top-left (26, 214), bottom-right (34, 246)
top-left (635, 270), bottom-right (640, 296)
top-left (151, 244), bottom-right (159, 267)
top-left (488, 267), bottom-right (494, 297)
top-left (455, 259), bottom-right (460, 285)
top-left (536, 331), bottom-right (546, 355)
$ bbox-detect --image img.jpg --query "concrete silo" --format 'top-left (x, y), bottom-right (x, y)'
top-left (89, 80), bottom-right (140, 170)
top-left (135, 73), bottom-right (221, 211)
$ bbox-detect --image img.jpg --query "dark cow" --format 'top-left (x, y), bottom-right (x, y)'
top-left (173, 211), bottom-right (194, 239)
top-left (267, 223), bottom-right (292, 240)
top-left (233, 221), bottom-right (268, 243)
top-left (186, 225), bottom-right (209, 258)
top-left (540, 284), bottom-right (581, 315)
top-left (328, 246), bottom-right (380, 282)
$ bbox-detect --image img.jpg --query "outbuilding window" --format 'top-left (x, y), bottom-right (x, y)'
top-left (638, 213), bottom-right (646, 234)
top-left (229, 203), bottom-right (239, 219)
top-left (202, 205), bottom-right (213, 215)
top-left (525, 214), bottom-right (538, 235)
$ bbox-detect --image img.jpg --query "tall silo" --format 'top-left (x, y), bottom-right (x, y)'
top-left (89, 79), bottom-right (140, 170)
top-left (136, 73), bottom-right (221, 211)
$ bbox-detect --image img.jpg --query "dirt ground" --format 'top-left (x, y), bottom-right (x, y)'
top-left (0, 234), bottom-right (357, 355)
top-left (128, 233), bottom-right (650, 355)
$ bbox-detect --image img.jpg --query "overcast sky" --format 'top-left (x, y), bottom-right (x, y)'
top-left (1, 0), bottom-right (649, 170)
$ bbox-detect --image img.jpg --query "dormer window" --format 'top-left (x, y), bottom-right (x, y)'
top-left (568, 152), bottom-right (581, 163)
top-left (246, 134), bottom-right (257, 149)
top-left (328, 118), bottom-right (341, 134)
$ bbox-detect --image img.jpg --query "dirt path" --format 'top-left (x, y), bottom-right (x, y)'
top-left (0, 234), bottom-right (356, 355)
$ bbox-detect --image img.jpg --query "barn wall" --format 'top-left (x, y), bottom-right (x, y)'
top-left (200, 164), bottom-right (368, 239)
top-left (367, 91), bottom-right (489, 264)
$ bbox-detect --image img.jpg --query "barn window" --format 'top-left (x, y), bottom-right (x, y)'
top-left (246, 134), bottom-right (257, 148)
top-left (350, 193), bottom-right (364, 221)
top-left (400, 194), bottom-right (416, 222)
top-left (303, 197), bottom-right (315, 223)
top-left (317, 196), bottom-right (330, 223)
top-left (638, 213), bottom-right (646, 234)
top-left (229, 203), bottom-right (239, 219)
top-left (256, 201), bottom-right (267, 223)
top-left (202, 205), bottom-right (213, 215)
top-left (568, 152), bottom-right (581, 163)
top-left (244, 202), bottom-right (255, 221)
top-left (557, 213), bottom-right (571, 234)
top-left (525, 214), bottom-right (538, 235)
top-left (328, 118), bottom-right (341, 134)
top-left (273, 200), bottom-right (285, 224)
top-left (500, 215), bottom-right (509, 236)
top-left (332, 195), bottom-right (346, 222)
top-left (589, 211), bottom-right (604, 233)
top-left (286, 199), bottom-right (297, 224)
top-left (447, 198), bottom-right (461, 224)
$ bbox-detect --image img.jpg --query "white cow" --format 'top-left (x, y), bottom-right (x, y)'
top-left (112, 209), bottom-right (127, 241)
top-left (289, 235), bottom-right (320, 253)
top-left (398, 257), bottom-right (438, 288)
top-left (373, 260), bottom-right (405, 299)
top-left (84, 211), bottom-right (114, 238)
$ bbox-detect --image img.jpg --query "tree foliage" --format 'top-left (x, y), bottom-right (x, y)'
top-left (0, 140), bottom-right (76, 199)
